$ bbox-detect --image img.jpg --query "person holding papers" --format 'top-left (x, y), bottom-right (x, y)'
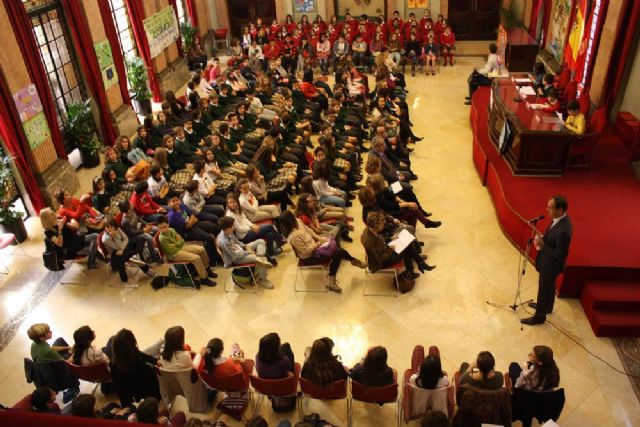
top-left (526, 89), bottom-right (560, 114)
top-left (361, 211), bottom-right (435, 280)
top-left (564, 100), bottom-right (586, 134)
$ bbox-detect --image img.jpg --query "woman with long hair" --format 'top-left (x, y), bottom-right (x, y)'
top-left (251, 136), bottom-right (296, 191)
top-left (159, 326), bottom-right (200, 371)
top-left (411, 355), bottom-right (449, 389)
top-left (199, 338), bottom-right (250, 382)
top-left (296, 192), bottom-right (351, 242)
top-left (245, 164), bottom-right (292, 211)
top-left (226, 193), bottom-right (283, 259)
top-left (301, 337), bottom-right (347, 386)
top-left (350, 346), bottom-right (394, 387)
top-left (256, 332), bottom-right (295, 379)
top-left (458, 351), bottom-right (504, 403)
top-left (299, 176), bottom-right (348, 222)
top-left (71, 326), bottom-right (108, 366)
top-left (312, 159), bottom-right (348, 208)
top-left (236, 178), bottom-right (280, 222)
top-left (279, 210), bottom-right (364, 293)
top-left (110, 329), bottom-right (160, 406)
top-left (209, 133), bottom-right (247, 177)
top-left (509, 345), bottom-right (560, 391)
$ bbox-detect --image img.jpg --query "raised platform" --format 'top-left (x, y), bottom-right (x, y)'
top-left (470, 86), bottom-right (640, 336)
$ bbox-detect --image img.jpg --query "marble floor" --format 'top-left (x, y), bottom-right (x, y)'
top-left (0, 57), bottom-right (639, 426)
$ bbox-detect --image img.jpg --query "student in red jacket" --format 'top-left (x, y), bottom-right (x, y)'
top-left (440, 25), bottom-right (456, 66)
top-left (434, 15), bottom-right (445, 40)
top-left (263, 39), bottom-right (280, 61)
top-left (130, 181), bottom-right (167, 223)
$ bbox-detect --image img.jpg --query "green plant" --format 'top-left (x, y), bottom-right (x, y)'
top-left (180, 21), bottom-right (198, 52)
top-left (63, 100), bottom-right (101, 156)
top-left (125, 56), bottom-right (151, 102)
top-left (500, 2), bottom-right (521, 30)
top-left (0, 156), bottom-right (23, 224)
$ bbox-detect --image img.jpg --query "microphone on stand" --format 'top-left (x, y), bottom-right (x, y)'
top-left (526, 215), bottom-right (545, 224)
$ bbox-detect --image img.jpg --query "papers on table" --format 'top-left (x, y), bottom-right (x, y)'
top-left (390, 181), bottom-right (403, 194)
top-left (527, 103), bottom-right (547, 110)
top-left (556, 111), bottom-right (564, 121)
top-left (542, 116), bottom-right (563, 124)
top-left (389, 229), bottom-right (415, 254)
top-left (519, 86), bottom-right (536, 96)
top-left (513, 78), bottom-right (531, 84)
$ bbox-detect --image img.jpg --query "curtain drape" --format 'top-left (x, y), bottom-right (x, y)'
top-left (529, 0), bottom-right (543, 39)
top-left (0, 71), bottom-right (46, 212)
top-left (168, 0), bottom-right (184, 56)
top-left (124, 0), bottom-right (162, 102)
top-left (97, 0), bottom-right (131, 106)
top-left (186, 0), bottom-right (198, 30)
top-left (575, 0), bottom-right (609, 95)
top-left (541, 0), bottom-right (553, 47)
top-left (1, 0), bottom-right (68, 160)
top-left (603, 0), bottom-right (640, 110)
top-left (61, 0), bottom-right (118, 147)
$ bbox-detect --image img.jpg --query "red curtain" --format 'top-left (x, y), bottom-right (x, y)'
top-left (603, 0), bottom-right (640, 110)
top-left (1, 0), bottom-right (67, 160)
top-left (541, 0), bottom-right (553, 47)
top-left (0, 72), bottom-right (46, 212)
top-left (61, 0), bottom-right (118, 147)
top-left (124, 0), bottom-right (162, 102)
top-left (529, 0), bottom-right (543, 39)
top-left (575, 0), bottom-right (609, 95)
top-left (97, 0), bottom-right (131, 106)
top-left (168, 0), bottom-right (184, 55)
top-left (186, 0), bottom-right (198, 29)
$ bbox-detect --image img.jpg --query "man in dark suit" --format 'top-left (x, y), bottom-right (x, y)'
top-left (522, 195), bottom-right (573, 325)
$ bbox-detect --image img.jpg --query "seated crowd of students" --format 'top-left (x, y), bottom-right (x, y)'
top-left (228, 9), bottom-right (456, 78)
top-left (41, 10), bottom-right (449, 292)
top-left (23, 321), bottom-right (561, 426)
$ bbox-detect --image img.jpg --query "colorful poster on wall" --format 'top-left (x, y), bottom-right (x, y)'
top-left (12, 84), bottom-right (42, 123)
top-left (94, 39), bottom-right (118, 90)
top-left (547, 0), bottom-right (573, 65)
top-left (408, 0), bottom-right (428, 8)
top-left (294, 0), bottom-right (315, 13)
top-left (22, 112), bottom-right (51, 150)
top-left (144, 6), bottom-right (179, 58)
top-left (497, 25), bottom-right (508, 69)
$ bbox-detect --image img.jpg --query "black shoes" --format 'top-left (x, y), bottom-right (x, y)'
top-left (267, 257), bottom-right (278, 266)
top-left (521, 316), bottom-right (546, 325)
top-left (464, 101), bottom-right (472, 105)
top-left (201, 277), bottom-right (216, 287)
top-left (425, 220), bottom-right (442, 228)
top-left (208, 269), bottom-right (218, 279)
top-left (465, 96), bottom-right (471, 100)
top-left (418, 263), bottom-right (436, 273)
top-left (528, 302), bottom-right (552, 314)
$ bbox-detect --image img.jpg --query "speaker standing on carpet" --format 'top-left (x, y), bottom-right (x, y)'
top-left (521, 196), bottom-right (573, 326)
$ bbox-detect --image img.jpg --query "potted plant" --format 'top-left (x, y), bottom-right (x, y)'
top-left (126, 56), bottom-right (152, 116)
top-left (180, 22), bottom-right (198, 52)
top-left (63, 100), bottom-right (102, 168)
top-left (0, 156), bottom-right (27, 242)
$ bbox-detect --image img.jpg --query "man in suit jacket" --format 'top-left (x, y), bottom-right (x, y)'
top-left (522, 195), bottom-right (573, 325)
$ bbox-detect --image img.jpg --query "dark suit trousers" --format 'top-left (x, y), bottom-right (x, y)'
top-left (535, 271), bottom-right (557, 317)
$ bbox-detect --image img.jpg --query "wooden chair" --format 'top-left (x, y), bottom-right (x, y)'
top-left (349, 371), bottom-right (400, 427)
top-left (298, 377), bottom-right (349, 422)
top-left (249, 362), bottom-right (301, 415)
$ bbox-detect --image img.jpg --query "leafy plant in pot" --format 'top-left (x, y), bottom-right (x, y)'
top-left (126, 56), bottom-right (152, 116)
top-left (63, 100), bottom-right (102, 168)
top-left (0, 156), bottom-right (27, 242)
top-left (180, 21), bottom-right (198, 52)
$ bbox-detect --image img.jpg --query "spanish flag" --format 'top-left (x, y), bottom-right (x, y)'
top-left (565, 0), bottom-right (587, 70)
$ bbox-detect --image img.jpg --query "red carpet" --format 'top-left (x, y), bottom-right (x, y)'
top-left (471, 87), bottom-right (640, 336)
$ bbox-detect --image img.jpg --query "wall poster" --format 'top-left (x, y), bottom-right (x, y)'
top-left (94, 39), bottom-right (118, 90)
top-left (294, 0), bottom-right (315, 13)
top-left (144, 6), bottom-right (179, 58)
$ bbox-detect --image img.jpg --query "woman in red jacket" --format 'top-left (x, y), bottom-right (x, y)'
top-left (440, 25), bottom-right (456, 66)
top-left (55, 189), bottom-right (104, 231)
top-left (300, 69), bottom-right (329, 111)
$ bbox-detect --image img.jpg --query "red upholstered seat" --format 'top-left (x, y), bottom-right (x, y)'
top-left (556, 67), bottom-right (571, 91)
top-left (568, 107), bottom-right (606, 167)
top-left (562, 80), bottom-right (577, 103)
top-left (578, 90), bottom-right (591, 117)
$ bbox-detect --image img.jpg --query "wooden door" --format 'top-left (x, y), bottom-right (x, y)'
top-left (448, 0), bottom-right (499, 40)
top-left (227, 0), bottom-right (276, 38)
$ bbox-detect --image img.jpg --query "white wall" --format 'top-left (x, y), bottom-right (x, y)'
top-left (619, 38), bottom-right (640, 118)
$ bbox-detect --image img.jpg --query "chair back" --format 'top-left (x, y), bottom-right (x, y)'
top-left (556, 68), bottom-right (571, 90)
top-left (588, 108), bottom-right (607, 134)
top-left (199, 359), bottom-right (254, 392)
top-left (152, 232), bottom-right (166, 259)
top-left (453, 385), bottom-right (512, 427)
top-left (12, 394), bottom-right (33, 411)
top-left (96, 231), bottom-right (107, 260)
top-left (563, 80), bottom-right (577, 103)
top-left (66, 361), bottom-right (111, 384)
top-left (157, 367), bottom-right (209, 413)
top-left (250, 362), bottom-right (301, 396)
top-left (402, 382), bottom-right (454, 422)
top-left (213, 29), bottom-right (228, 40)
top-left (299, 377), bottom-right (347, 400)
top-left (351, 379), bottom-right (398, 404)
top-left (578, 90), bottom-right (591, 116)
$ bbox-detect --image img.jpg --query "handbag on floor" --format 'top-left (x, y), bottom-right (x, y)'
top-left (396, 271), bottom-right (415, 293)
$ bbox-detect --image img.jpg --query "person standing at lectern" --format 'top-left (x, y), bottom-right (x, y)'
top-left (521, 196), bottom-right (573, 326)
top-left (465, 43), bottom-right (500, 105)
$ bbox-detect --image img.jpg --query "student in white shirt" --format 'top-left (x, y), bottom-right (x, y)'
top-left (465, 43), bottom-right (500, 105)
top-left (146, 165), bottom-right (169, 203)
top-left (226, 194), bottom-right (283, 258)
top-left (193, 160), bottom-right (226, 206)
top-left (159, 326), bottom-right (201, 371)
top-left (71, 326), bottom-right (109, 367)
top-left (237, 178), bottom-right (280, 222)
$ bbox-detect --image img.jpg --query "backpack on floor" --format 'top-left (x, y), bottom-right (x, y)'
top-left (168, 264), bottom-right (196, 288)
top-left (231, 266), bottom-right (256, 287)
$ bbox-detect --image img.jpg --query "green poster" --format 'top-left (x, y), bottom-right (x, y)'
top-left (94, 39), bottom-right (118, 89)
top-left (23, 111), bottom-right (51, 150)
